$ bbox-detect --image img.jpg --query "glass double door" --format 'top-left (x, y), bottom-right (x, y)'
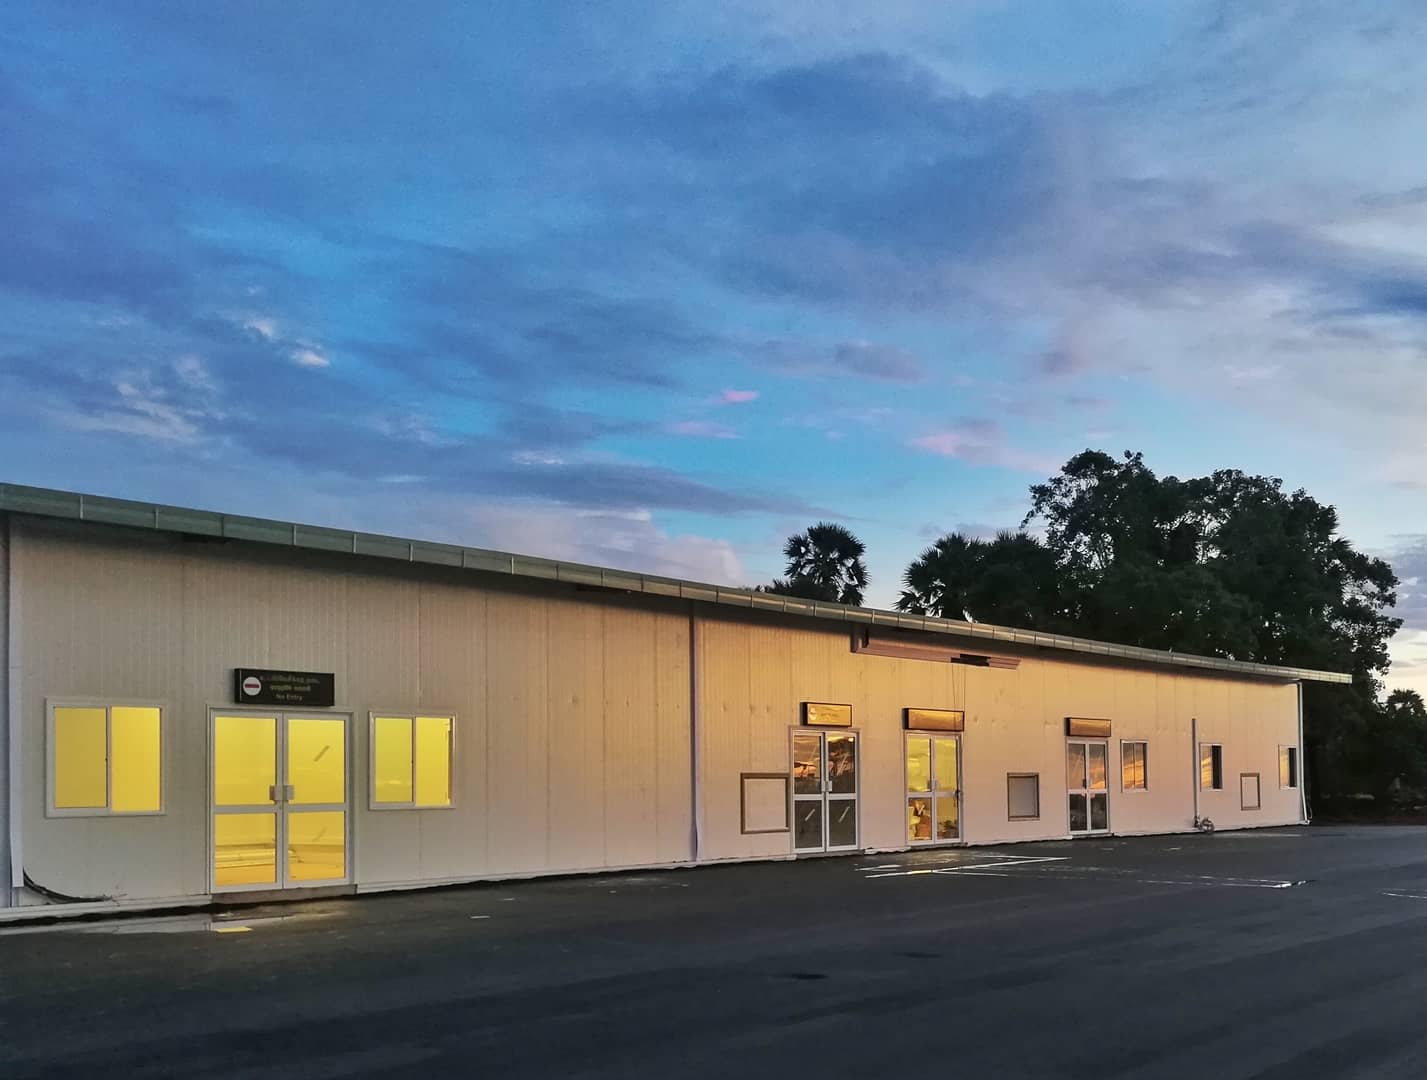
top-left (792, 731), bottom-right (858, 853)
top-left (212, 712), bottom-right (349, 891)
top-left (906, 734), bottom-right (960, 843)
top-left (1067, 739), bottom-right (1109, 835)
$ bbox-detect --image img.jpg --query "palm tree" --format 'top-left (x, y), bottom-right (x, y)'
top-left (766, 522), bottom-right (868, 606)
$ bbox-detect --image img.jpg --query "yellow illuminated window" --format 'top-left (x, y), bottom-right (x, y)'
top-left (51, 703), bottom-right (163, 815)
top-left (372, 714), bottom-right (452, 808)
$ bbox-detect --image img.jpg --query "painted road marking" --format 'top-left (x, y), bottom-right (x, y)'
top-left (856, 856), bottom-right (1305, 889)
top-left (858, 855), bottom-right (1070, 879)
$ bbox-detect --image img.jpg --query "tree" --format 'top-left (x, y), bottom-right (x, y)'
top-left (896, 530), bottom-right (1066, 630)
top-left (1023, 449), bottom-right (1404, 800)
top-left (766, 522), bottom-right (868, 606)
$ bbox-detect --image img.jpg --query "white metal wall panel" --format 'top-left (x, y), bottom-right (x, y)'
top-left (653, 612), bottom-right (692, 865)
top-left (545, 600), bottom-right (606, 870)
top-left (484, 592), bottom-right (550, 875)
top-left (602, 608), bottom-right (660, 867)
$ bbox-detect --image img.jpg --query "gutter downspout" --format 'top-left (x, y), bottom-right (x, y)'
top-left (1298, 681), bottom-right (1309, 824)
top-left (689, 608), bottom-right (703, 863)
top-left (3, 514), bottom-right (18, 902)
top-left (1191, 715), bottom-right (1199, 830)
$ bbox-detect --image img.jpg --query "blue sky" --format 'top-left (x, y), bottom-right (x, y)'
top-left (1, 2), bottom-right (1424, 693)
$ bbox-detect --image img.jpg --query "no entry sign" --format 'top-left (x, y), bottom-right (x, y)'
top-left (233, 668), bottom-right (335, 707)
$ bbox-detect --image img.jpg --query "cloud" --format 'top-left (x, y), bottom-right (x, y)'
top-left (719, 388), bottom-right (759, 404)
top-left (1388, 535), bottom-right (1427, 632)
top-left (461, 503), bottom-right (748, 585)
top-left (243, 317), bottom-right (277, 341)
top-left (909, 420), bottom-right (1056, 473)
top-left (669, 420), bottom-right (738, 439)
top-left (757, 338), bottom-right (926, 382)
top-left (292, 347), bottom-right (330, 369)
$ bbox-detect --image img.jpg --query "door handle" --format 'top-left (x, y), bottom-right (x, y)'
top-left (285, 784), bottom-right (295, 802)
top-left (269, 784), bottom-right (280, 804)
top-left (267, 784), bottom-right (296, 803)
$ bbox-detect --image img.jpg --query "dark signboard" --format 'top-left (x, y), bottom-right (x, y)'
top-left (802, 702), bottom-right (853, 728)
top-left (1066, 717), bottom-right (1112, 738)
top-left (904, 708), bottom-right (965, 732)
top-left (234, 669), bottom-right (335, 708)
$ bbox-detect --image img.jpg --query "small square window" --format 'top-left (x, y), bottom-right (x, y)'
top-left (1199, 743), bottom-right (1223, 791)
top-left (1007, 773), bottom-right (1040, 820)
top-left (1279, 746), bottom-right (1298, 789)
top-left (371, 714), bottom-right (454, 808)
top-left (49, 702), bottom-right (163, 816)
top-left (1121, 741), bottom-right (1148, 791)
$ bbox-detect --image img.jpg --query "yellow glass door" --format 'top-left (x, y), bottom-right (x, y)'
top-left (213, 714), bottom-right (279, 889)
top-left (283, 716), bottom-right (348, 885)
top-left (212, 711), bottom-right (350, 891)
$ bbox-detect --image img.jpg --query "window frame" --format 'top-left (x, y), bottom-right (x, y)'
top-left (1199, 742), bottom-right (1224, 791)
top-left (46, 697), bottom-right (167, 818)
top-left (367, 710), bottom-right (457, 810)
top-left (1279, 745), bottom-right (1299, 789)
top-left (1120, 739), bottom-right (1149, 792)
top-left (1007, 772), bottom-right (1040, 821)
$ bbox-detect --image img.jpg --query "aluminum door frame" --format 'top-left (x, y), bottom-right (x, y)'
top-left (1066, 737), bottom-right (1110, 836)
top-left (790, 728), bottom-right (861, 855)
top-left (208, 707), bottom-right (353, 894)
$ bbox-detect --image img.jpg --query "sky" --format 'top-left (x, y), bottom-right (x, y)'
top-left (0, 2), bottom-right (1424, 695)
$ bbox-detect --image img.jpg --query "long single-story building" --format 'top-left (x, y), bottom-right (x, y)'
top-left (0, 483), bottom-right (1348, 914)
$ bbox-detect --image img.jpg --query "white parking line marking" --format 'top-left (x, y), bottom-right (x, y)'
top-left (860, 856), bottom-right (1069, 879)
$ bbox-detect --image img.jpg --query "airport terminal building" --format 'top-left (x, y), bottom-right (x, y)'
top-left (0, 484), bottom-right (1348, 914)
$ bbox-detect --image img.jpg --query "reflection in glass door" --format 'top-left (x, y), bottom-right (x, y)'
top-left (212, 711), bottom-right (349, 891)
top-left (1067, 739), bottom-right (1109, 835)
top-left (791, 731), bottom-right (859, 853)
top-left (906, 734), bottom-right (960, 844)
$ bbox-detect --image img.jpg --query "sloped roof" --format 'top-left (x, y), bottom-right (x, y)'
top-left (0, 482), bottom-right (1352, 684)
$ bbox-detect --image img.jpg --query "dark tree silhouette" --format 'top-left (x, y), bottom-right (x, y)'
top-left (766, 522), bottom-right (868, 606)
top-left (1022, 449), bottom-right (1403, 800)
top-left (896, 530), bottom-right (1065, 630)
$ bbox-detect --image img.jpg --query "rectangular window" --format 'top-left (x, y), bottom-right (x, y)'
top-left (49, 702), bottom-right (163, 815)
top-left (1200, 743), bottom-right (1223, 791)
top-left (371, 714), bottom-right (453, 808)
top-left (1007, 773), bottom-right (1040, 820)
top-left (1280, 746), bottom-right (1299, 789)
top-left (1121, 741), bottom-right (1148, 791)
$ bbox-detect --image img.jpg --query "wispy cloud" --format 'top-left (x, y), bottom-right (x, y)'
top-left (670, 420), bottom-right (738, 439)
top-left (910, 420), bottom-right (1056, 473)
top-left (719, 388), bottom-right (759, 404)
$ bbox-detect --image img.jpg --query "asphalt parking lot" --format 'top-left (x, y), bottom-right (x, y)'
top-left (5, 826), bottom-right (1427, 1078)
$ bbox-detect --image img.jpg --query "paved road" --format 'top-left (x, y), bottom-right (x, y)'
top-left (5, 826), bottom-right (1427, 1078)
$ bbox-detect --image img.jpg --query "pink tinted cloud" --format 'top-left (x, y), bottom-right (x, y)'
top-left (719, 389), bottom-right (759, 404)
top-left (671, 420), bottom-right (739, 439)
top-left (910, 424), bottom-right (1055, 473)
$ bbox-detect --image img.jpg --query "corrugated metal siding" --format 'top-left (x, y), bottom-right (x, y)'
top-left (695, 614), bottom-right (1303, 860)
top-left (15, 519), bottom-right (694, 899)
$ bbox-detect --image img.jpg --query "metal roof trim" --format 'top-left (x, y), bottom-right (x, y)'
top-left (0, 481), bottom-right (1354, 685)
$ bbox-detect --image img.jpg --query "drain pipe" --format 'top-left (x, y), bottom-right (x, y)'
top-left (689, 608), bottom-right (703, 863)
top-left (1191, 715), bottom-right (1199, 830)
top-left (1297, 681), bottom-right (1309, 824)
